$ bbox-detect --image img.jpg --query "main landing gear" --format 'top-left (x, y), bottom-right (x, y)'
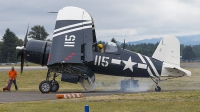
top-left (151, 77), bottom-right (161, 92)
top-left (39, 70), bottom-right (59, 93)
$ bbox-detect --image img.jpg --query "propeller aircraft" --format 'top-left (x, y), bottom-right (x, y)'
top-left (16, 6), bottom-right (191, 93)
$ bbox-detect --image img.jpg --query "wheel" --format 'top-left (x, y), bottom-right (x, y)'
top-left (50, 80), bottom-right (59, 92)
top-left (155, 86), bottom-right (161, 92)
top-left (39, 80), bottom-right (52, 93)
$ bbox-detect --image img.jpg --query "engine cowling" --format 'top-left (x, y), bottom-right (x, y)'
top-left (25, 39), bottom-right (51, 66)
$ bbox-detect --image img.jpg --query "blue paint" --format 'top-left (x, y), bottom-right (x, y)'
top-left (85, 105), bottom-right (89, 112)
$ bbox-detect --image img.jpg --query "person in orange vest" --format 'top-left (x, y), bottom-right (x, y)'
top-left (8, 67), bottom-right (18, 90)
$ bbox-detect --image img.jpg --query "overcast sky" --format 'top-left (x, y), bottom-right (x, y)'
top-left (1, 0), bottom-right (200, 42)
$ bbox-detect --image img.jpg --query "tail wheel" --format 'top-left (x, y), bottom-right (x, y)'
top-left (39, 80), bottom-right (52, 93)
top-left (155, 86), bottom-right (161, 92)
top-left (50, 80), bottom-right (59, 92)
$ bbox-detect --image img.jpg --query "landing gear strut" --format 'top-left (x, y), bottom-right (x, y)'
top-left (151, 77), bottom-right (161, 92)
top-left (39, 69), bottom-right (59, 93)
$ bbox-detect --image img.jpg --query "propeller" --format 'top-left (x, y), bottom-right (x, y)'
top-left (16, 25), bottom-right (29, 73)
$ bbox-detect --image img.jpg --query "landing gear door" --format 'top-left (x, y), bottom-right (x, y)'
top-left (84, 41), bottom-right (93, 62)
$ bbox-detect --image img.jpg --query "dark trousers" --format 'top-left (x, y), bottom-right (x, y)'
top-left (12, 80), bottom-right (18, 90)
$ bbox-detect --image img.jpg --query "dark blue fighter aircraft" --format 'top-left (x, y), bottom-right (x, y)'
top-left (16, 6), bottom-right (191, 93)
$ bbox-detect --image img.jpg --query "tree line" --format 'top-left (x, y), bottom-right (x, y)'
top-left (0, 26), bottom-right (199, 63)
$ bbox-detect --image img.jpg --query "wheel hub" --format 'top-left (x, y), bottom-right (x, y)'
top-left (42, 83), bottom-right (50, 91)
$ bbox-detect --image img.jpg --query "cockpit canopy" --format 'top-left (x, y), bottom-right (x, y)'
top-left (105, 42), bottom-right (118, 53)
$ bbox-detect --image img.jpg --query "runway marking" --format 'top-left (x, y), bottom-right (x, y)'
top-left (56, 93), bottom-right (83, 99)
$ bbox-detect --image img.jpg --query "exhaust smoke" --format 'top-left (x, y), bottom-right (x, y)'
top-left (93, 77), bottom-right (154, 92)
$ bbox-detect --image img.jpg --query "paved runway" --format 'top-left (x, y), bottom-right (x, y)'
top-left (0, 92), bottom-right (55, 103)
top-left (0, 90), bottom-right (149, 103)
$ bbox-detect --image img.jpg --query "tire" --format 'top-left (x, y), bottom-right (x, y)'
top-left (39, 80), bottom-right (52, 93)
top-left (155, 86), bottom-right (161, 92)
top-left (50, 80), bottom-right (59, 92)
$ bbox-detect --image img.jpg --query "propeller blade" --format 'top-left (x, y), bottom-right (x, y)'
top-left (17, 50), bottom-right (22, 59)
top-left (23, 24), bottom-right (29, 46)
top-left (16, 24), bottom-right (29, 74)
top-left (21, 50), bottom-right (24, 74)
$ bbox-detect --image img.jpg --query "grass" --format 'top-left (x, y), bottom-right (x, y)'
top-left (0, 65), bottom-right (200, 112)
top-left (0, 91), bottom-right (200, 112)
top-left (0, 62), bottom-right (40, 67)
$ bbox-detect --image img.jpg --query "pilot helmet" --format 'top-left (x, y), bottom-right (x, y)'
top-left (98, 44), bottom-right (103, 49)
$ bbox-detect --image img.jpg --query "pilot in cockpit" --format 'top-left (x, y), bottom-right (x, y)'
top-left (98, 44), bottom-right (104, 53)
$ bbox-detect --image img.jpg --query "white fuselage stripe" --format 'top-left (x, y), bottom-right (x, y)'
top-left (147, 67), bottom-right (154, 77)
top-left (64, 45), bottom-right (74, 47)
top-left (137, 53), bottom-right (146, 63)
top-left (145, 56), bottom-right (159, 76)
top-left (111, 59), bottom-right (121, 65)
top-left (138, 63), bottom-right (147, 69)
top-left (53, 25), bottom-right (92, 38)
top-left (54, 21), bottom-right (92, 33)
top-left (65, 42), bottom-right (75, 44)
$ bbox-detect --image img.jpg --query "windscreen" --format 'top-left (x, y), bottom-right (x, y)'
top-left (105, 41), bottom-right (118, 53)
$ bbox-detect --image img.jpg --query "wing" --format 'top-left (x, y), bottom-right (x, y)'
top-left (48, 6), bottom-right (97, 65)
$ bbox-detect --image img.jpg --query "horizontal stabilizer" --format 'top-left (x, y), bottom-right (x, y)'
top-left (161, 62), bottom-right (191, 77)
top-left (164, 66), bottom-right (191, 76)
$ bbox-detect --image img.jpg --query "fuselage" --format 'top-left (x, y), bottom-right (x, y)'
top-left (88, 48), bottom-right (163, 78)
top-left (24, 40), bottom-right (163, 78)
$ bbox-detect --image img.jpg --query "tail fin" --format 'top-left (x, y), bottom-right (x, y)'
top-left (152, 36), bottom-right (180, 66)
